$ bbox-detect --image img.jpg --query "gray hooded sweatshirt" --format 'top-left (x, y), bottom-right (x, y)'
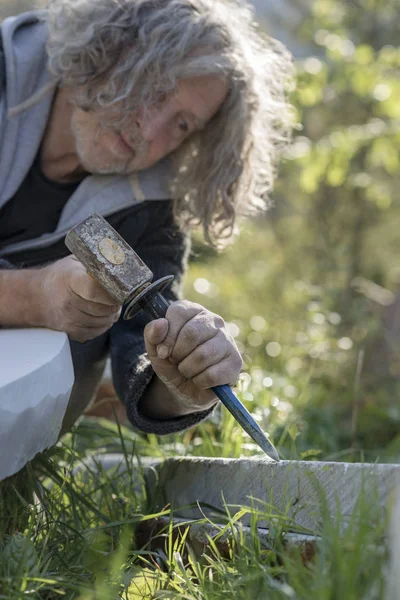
top-left (0, 10), bottom-right (213, 434)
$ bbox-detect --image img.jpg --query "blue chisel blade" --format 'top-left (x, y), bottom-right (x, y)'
top-left (213, 384), bottom-right (280, 461)
top-left (137, 290), bottom-right (280, 461)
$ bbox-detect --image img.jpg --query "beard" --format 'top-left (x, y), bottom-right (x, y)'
top-left (71, 109), bottom-right (149, 175)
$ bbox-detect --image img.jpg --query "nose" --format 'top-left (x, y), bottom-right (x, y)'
top-left (137, 109), bottom-right (168, 143)
top-left (135, 109), bottom-right (176, 164)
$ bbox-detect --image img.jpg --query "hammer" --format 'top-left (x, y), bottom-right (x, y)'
top-left (65, 213), bottom-right (280, 461)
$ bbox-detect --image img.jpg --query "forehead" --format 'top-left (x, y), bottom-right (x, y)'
top-left (173, 75), bottom-right (228, 124)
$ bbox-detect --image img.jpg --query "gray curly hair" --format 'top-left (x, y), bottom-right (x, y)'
top-left (45, 0), bottom-right (295, 246)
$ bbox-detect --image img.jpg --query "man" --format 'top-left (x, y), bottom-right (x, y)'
top-left (0, 0), bottom-right (293, 435)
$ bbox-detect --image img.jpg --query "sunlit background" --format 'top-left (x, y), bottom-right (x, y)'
top-left (2, 0), bottom-right (400, 461)
top-left (184, 0), bottom-right (400, 462)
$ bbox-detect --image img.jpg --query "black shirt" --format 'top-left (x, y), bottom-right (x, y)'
top-left (0, 151), bottom-right (82, 250)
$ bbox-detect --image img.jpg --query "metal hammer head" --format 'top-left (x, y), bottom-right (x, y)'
top-left (65, 213), bottom-right (154, 306)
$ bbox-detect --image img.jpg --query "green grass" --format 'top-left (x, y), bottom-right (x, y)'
top-left (0, 416), bottom-right (391, 600)
top-left (1, 217), bottom-right (398, 599)
top-left (0, 0), bottom-right (398, 595)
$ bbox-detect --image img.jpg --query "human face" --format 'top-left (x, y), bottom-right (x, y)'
top-left (70, 75), bottom-right (228, 175)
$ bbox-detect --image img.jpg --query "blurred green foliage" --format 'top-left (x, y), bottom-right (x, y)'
top-left (184, 0), bottom-right (400, 461)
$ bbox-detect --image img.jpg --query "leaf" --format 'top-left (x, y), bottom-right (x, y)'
top-left (127, 568), bottom-right (166, 599)
top-left (288, 424), bottom-right (300, 441)
top-left (3, 533), bottom-right (38, 576)
top-left (300, 449), bottom-right (323, 460)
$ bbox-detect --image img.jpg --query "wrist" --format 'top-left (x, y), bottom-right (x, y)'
top-left (166, 387), bottom-right (217, 416)
top-left (0, 268), bottom-right (48, 328)
top-left (139, 375), bottom-right (217, 419)
top-left (26, 267), bottom-right (49, 328)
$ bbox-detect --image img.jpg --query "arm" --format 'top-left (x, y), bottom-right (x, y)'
top-left (0, 256), bottom-right (120, 339)
top-left (0, 265), bottom-right (44, 327)
top-left (110, 201), bottom-right (218, 434)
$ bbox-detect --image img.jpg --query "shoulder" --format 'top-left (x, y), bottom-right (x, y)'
top-left (117, 200), bottom-right (190, 264)
top-left (108, 199), bottom-right (187, 247)
top-left (0, 32), bottom-right (5, 94)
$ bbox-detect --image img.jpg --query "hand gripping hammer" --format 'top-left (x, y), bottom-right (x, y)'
top-left (65, 213), bottom-right (280, 461)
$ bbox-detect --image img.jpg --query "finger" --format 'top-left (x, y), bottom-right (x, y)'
top-left (144, 319), bottom-right (169, 359)
top-left (191, 355), bottom-right (243, 390)
top-left (170, 310), bottom-right (225, 364)
top-left (72, 310), bottom-right (120, 329)
top-left (160, 300), bottom-right (209, 359)
top-left (70, 269), bottom-right (120, 306)
top-left (71, 295), bottom-right (121, 317)
top-left (70, 324), bottom-right (114, 343)
top-left (176, 332), bottom-right (230, 380)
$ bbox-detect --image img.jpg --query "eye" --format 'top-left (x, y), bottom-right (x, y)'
top-left (178, 119), bottom-right (189, 135)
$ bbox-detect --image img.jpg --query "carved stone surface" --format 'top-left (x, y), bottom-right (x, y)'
top-left (0, 329), bottom-right (74, 480)
top-left (149, 457), bottom-right (400, 533)
top-left (387, 478), bottom-right (400, 600)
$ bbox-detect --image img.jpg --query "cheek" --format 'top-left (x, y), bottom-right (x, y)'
top-left (149, 133), bottom-right (183, 162)
top-left (72, 110), bottom-right (103, 141)
top-left (72, 117), bottom-right (90, 147)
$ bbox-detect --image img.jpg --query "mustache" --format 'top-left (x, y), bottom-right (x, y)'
top-left (110, 120), bottom-right (149, 157)
top-left (126, 132), bottom-right (149, 157)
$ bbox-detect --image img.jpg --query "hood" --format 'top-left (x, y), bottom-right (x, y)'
top-left (1, 10), bottom-right (56, 119)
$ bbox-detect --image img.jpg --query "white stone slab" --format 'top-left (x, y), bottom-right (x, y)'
top-left (0, 329), bottom-right (74, 480)
top-left (150, 457), bottom-right (400, 533)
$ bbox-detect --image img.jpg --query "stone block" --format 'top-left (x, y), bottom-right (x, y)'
top-left (150, 457), bottom-right (400, 533)
top-left (0, 329), bottom-right (74, 480)
top-left (387, 477), bottom-right (400, 599)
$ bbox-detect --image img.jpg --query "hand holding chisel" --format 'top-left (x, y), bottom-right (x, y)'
top-left (65, 214), bottom-right (279, 461)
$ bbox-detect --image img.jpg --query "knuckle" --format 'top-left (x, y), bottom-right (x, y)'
top-left (191, 310), bottom-right (220, 338)
top-left (100, 304), bottom-right (112, 316)
top-left (235, 353), bottom-right (244, 372)
top-left (229, 359), bottom-right (241, 379)
top-left (169, 299), bottom-right (188, 312)
top-left (197, 310), bottom-right (216, 330)
top-left (168, 300), bottom-right (201, 318)
top-left (71, 331), bottom-right (86, 343)
top-left (213, 314), bottom-right (225, 329)
top-left (183, 322), bottom-right (200, 345)
top-left (202, 369), bottom-right (217, 389)
top-left (196, 344), bottom-right (210, 363)
top-left (196, 345), bottom-right (212, 365)
top-left (176, 299), bottom-right (197, 310)
top-left (227, 345), bottom-right (243, 371)
top-left (104, 319), bottom-right (113, 330)
top-left (224, 331), bottom-right (241, 354)
top-left (85, 281), bottom-right (98, 302)
top-left (109, 309), bottom-right (119, 323)
top-left (177, 362), bottom-right (190, 378)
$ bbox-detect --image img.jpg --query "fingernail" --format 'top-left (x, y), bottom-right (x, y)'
top-left (157, 344), bottom-right (169, 359)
